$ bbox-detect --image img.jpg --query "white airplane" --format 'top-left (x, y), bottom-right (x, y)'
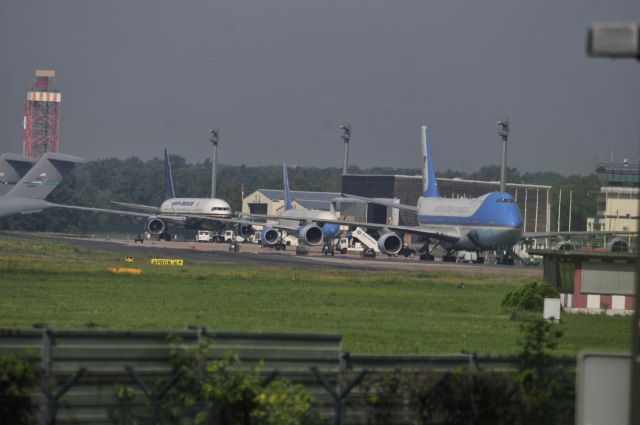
top-left (57, 149), bottom-right (233, 240)
top-left (279, 126), bottom-right (524, 263)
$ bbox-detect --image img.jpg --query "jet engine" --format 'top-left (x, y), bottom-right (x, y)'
top-left (298, 224), bottom-right (323, 246)
top-left (260, 226), bottom-right (279, 246)
top-left (146, 217), bottom-right (166, 235)
top-left (377, 229), bottom-right (403, 255)
top-left (237, 224), bottom-right (254, 237)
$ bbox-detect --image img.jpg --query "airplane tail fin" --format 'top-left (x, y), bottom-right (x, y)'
top-left (421, 126), bottom-right (439, 198)
top-left (0, 153), bottom-right (37, 197)
top-left (283, 163), bottom-right (293, 210)
top-left (5, 153), bottom-right (84, 199)
top-left (165, 148), bottom-right (176, 199)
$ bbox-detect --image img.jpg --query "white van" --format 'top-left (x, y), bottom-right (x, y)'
top-left (196, 230), bottom-right (213, 242)
top-left (223, 230), bottom-right (246, 243)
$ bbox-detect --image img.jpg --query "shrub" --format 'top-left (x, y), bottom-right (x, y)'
top-left (515, 319), bottom-right (574, 425)
top-left (362, 371), bottom-right (408, 425)
top-left (501, 281), bottom-right (559, 312)
top-left (113, 340), bottom-right (318, 425)
top-left (0, 354), bottom-right (39, 425)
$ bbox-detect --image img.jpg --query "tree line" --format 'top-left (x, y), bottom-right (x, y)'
top-left (0, 155), bottom-right (599, 232)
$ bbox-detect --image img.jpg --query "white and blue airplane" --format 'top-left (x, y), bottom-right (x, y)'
top-left (291, 126), bottom-right (524, 263)
top-left (255, 164), bottom-right (341, 251)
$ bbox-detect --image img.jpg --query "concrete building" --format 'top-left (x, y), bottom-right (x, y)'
top-left (587, 162), bottom-right (640, 233)
top-left (242, 189), bottom-right (339, 216)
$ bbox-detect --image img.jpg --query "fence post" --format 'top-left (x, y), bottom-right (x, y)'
top-left (126, 366), bottom-right (185, 425)
top-left (311, 367), bottom-right (367, 425)
top-left (38, 327), bottom-right (53, 425)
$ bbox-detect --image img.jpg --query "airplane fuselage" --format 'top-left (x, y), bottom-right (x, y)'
top-left (0, 197), bottom-right (50, 218)
top-left (159, 198), bottom-right (232, 219)
top-left (416, 191), bottom-right (523, 251)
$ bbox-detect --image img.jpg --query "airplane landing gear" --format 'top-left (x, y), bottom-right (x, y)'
top-left (442, 251), bottom-right (457, 262)
top-left (496, 249), bottom-right (515, 265)
top-left (418, 240), bottom-right (438, 261)
top-left (296, 245), bottom-right (308, 256)
top-left (322, 240), bottom-right (335, 256)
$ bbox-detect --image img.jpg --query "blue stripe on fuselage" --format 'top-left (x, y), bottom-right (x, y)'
top-left (417, 192), bottom-right (523, 228)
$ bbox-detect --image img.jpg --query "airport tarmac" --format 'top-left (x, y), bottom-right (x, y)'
top-left (3, 232), bottom-right (542, 277)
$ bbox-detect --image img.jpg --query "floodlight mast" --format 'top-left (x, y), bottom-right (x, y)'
top-left (497, 119), bottom-right (509, 192)
top-left (340, 123), bottom-right (351, 175)
top-left (209, 129), bottom-right (219, 199)
top-left (587, 21), bottom-right (640, 425)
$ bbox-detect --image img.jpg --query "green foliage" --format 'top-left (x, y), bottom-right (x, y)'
top-left (113, 340), bottom-right (318, 425)
top-left (515, 320), bottom-right (574, 425)
top-left (501, 281), bottom-right (559, 312)
top-left (0, 354), bottom-right (39, 425)
top-left (428, 370), bottom-right (518, 425)
top-left (362, 371), bottom-right (407, 425)
top-left (361, 321), bottom-right (573, 425)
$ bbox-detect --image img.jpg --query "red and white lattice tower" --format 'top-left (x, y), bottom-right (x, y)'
top-left (23, 70), bottom-right (62, 159)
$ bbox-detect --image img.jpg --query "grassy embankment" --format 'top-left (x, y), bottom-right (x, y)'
top-left (0, 237), bottom-right (630, 355)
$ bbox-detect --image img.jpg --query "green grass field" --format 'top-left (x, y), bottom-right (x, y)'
top-left (0, 237), bottom-right (631, 355)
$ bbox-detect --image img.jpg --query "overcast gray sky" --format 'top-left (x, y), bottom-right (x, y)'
top-left (1, 1), bottom-right (639, 175)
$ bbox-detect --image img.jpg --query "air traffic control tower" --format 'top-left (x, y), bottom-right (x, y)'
top-left (23, 70), bottom-right (61, 159)
top-left (587, 160), bottom-right (640, 232)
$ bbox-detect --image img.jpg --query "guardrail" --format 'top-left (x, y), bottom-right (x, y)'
top-left (0, 327), bottom-right (575, 425)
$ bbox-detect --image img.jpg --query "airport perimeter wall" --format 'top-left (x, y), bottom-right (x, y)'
top-left (0, 327), bottom-right (576, 424)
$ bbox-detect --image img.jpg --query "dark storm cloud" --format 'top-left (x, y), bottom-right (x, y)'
top-left (1, 0), bottom-right (639, 175)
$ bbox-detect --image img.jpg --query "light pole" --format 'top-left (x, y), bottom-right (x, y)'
top-left (497, 119), bottom-right (509, 193)
top-left (209, 129), bottom-right (219, 199)
top-left (340, 123), bottom-right (351, 175)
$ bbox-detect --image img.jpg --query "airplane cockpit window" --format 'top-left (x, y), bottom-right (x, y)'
top-left (496, 198), bottom-right (515, 203)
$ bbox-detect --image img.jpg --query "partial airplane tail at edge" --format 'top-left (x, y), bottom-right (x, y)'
top-left (4, 153), bottom-right (84, 199)
top-left (165, 148), bottom-right (176, 199)
top-left (283, 163), bottom-right (293, 210)
top-left (0, 154), bottom-right (37, 197)
top-left (421, 125), bottom-right (439, 198)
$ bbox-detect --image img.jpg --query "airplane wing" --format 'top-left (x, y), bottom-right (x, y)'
top-left (49, 203), bottom-right (188, 225)
top-left (52, 203), bottom-right (258, 229)
top-left (111, 201), bottom-right (161, 213)
top-left (244, 212), bottom-right (460, 242)
top-left (522, 230), bottom-right (638, 238)
top-left (341, 193), bottom-right (418, 213)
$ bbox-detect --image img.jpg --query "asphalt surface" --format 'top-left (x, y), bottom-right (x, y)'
top-left (1, 232), bottom-right (542, 276)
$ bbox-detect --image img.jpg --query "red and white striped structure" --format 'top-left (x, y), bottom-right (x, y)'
top-left (23, 70), bottom-right (61, 159)
top-left (553, 252), bottom-right (637, 315)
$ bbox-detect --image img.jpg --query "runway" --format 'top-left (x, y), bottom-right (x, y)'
top-left (2, 232), bottom-right (542, 277)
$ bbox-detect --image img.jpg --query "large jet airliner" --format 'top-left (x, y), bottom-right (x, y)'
top-left (281, 126), bottom-right (524, 263)
top-left (0, 153), bottom-right (85, 219)
top-left (58, 149), bottom-right (233, 240)
top-left (255, 164), bottom-right (341, 251)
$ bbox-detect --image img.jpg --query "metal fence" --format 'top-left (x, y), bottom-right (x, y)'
top-left (0, 327), bottom-right (575, 425)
